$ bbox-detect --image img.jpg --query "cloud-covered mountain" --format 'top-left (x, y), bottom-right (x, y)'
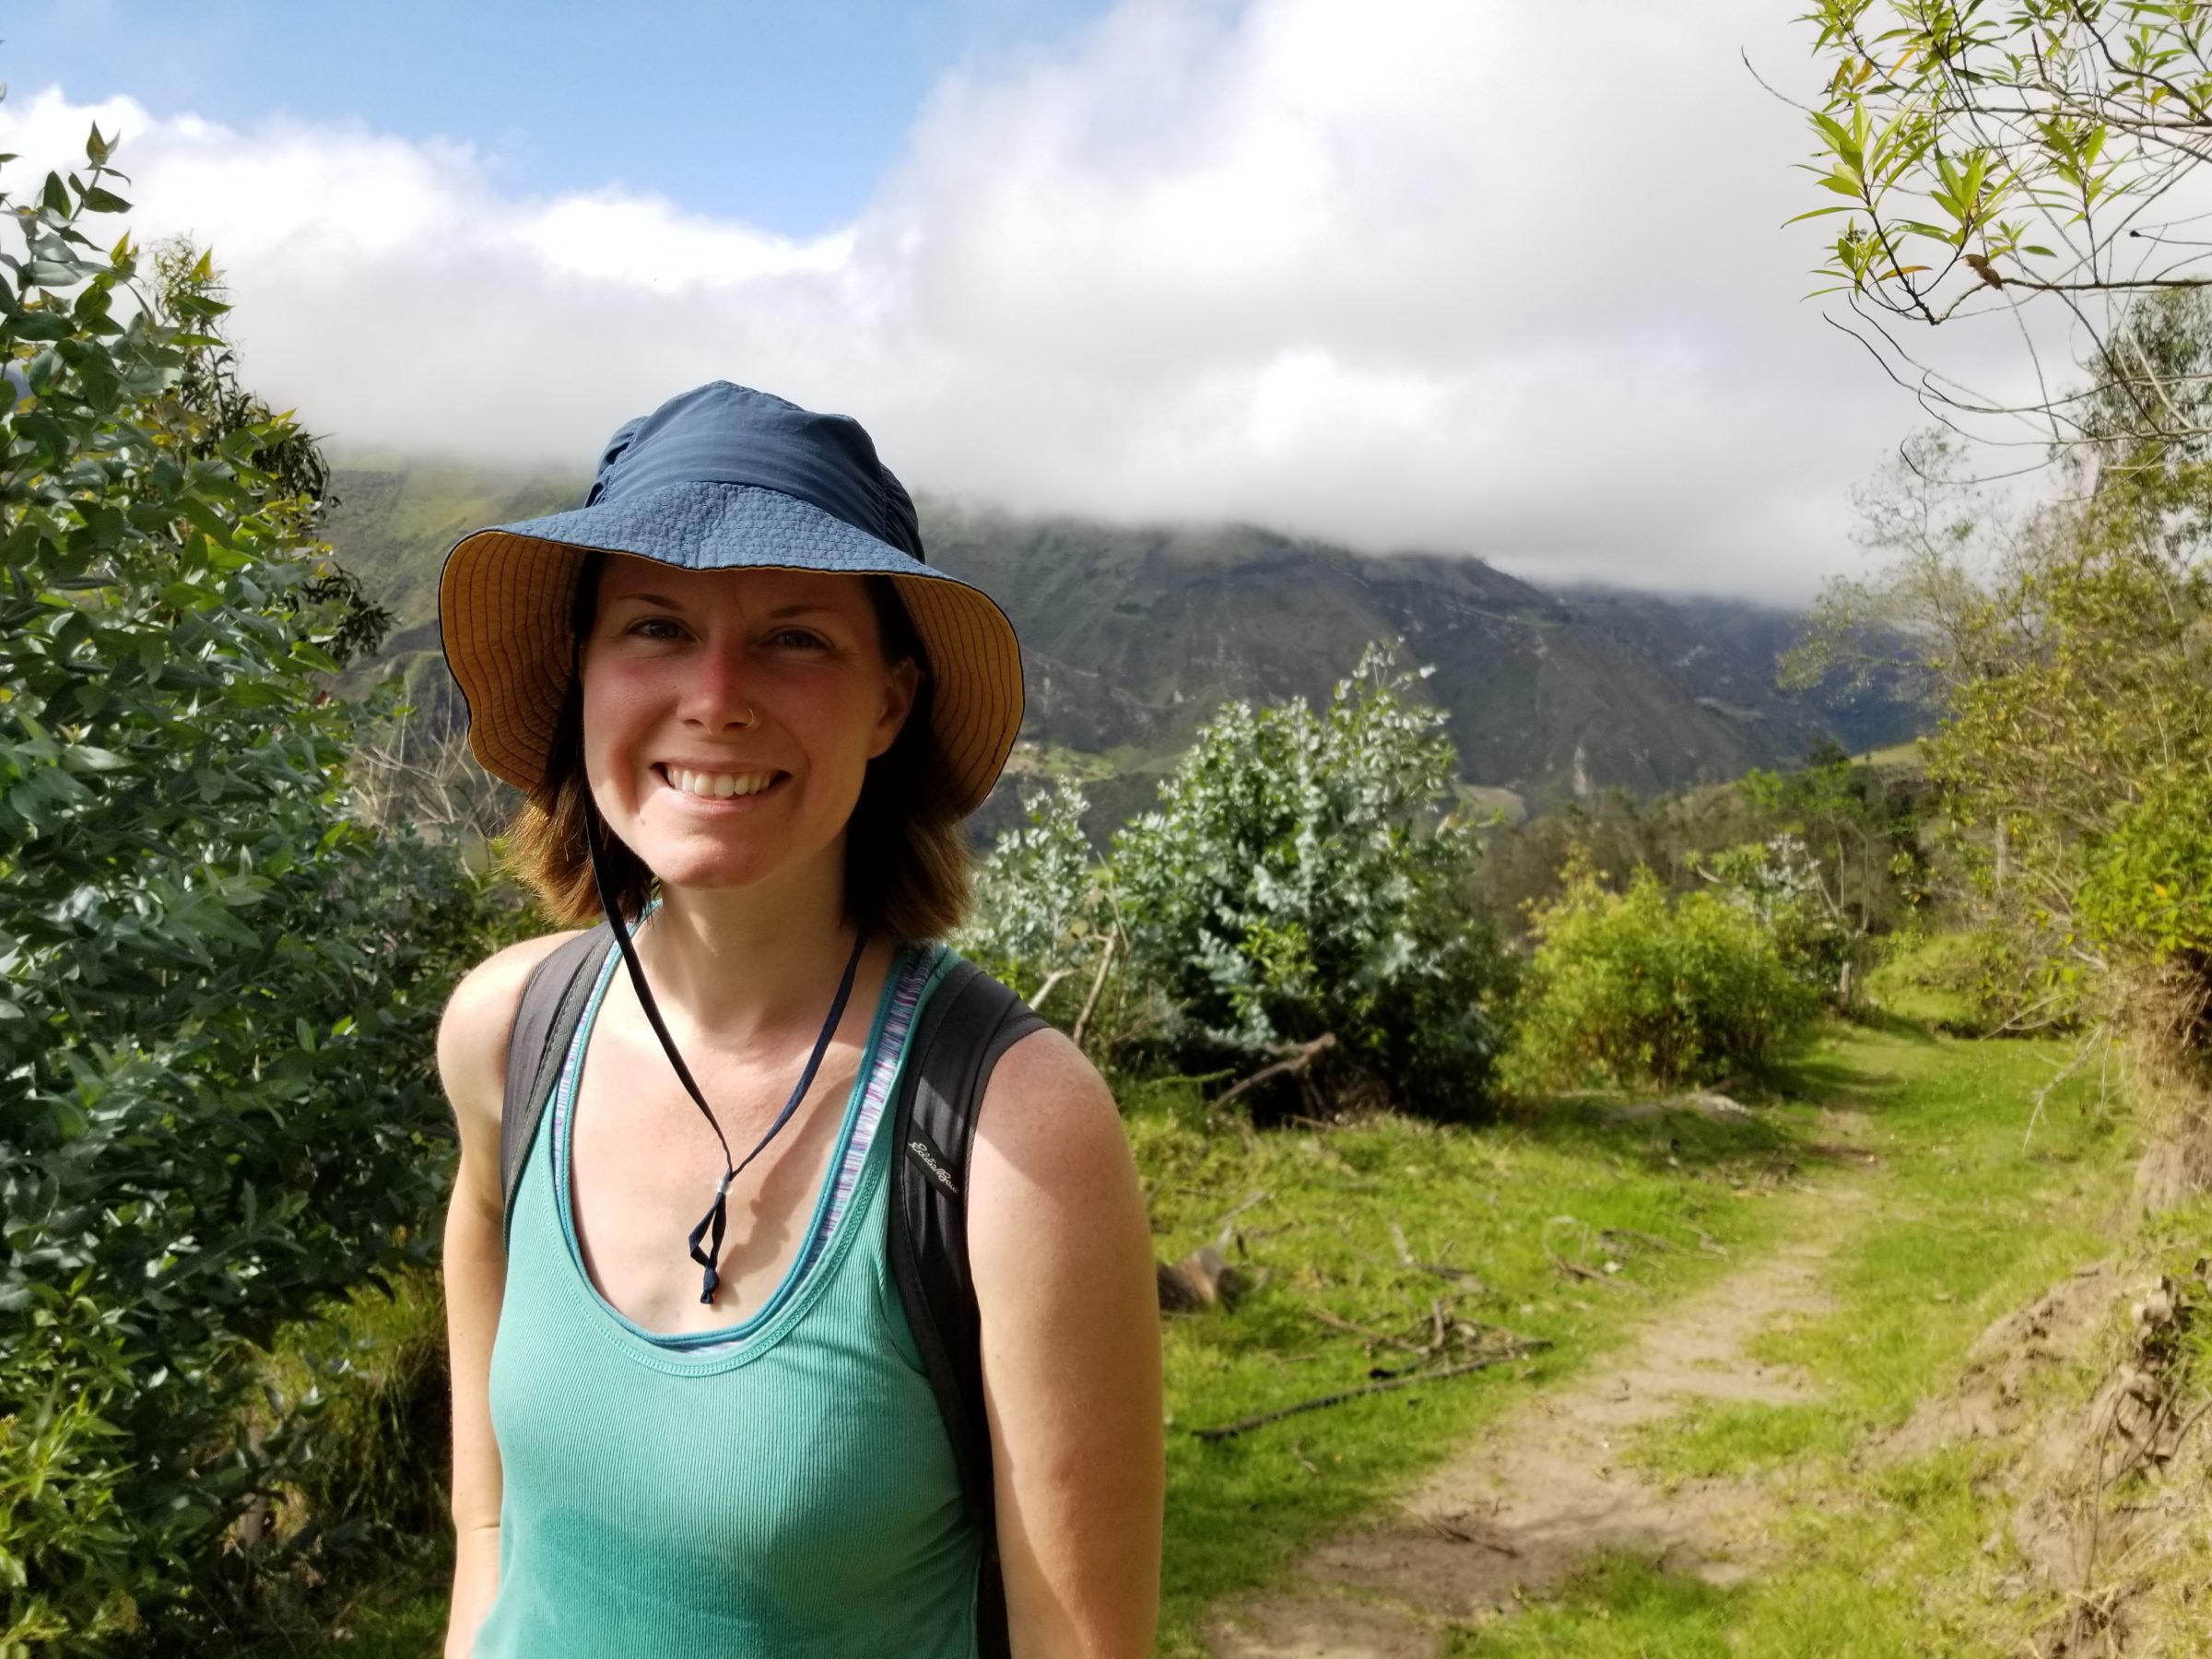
top-left (323, 463), bottom-right (1920, 839)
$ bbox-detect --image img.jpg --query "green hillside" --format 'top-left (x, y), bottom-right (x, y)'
top-left (319, 462), bottom-right (1921, 838)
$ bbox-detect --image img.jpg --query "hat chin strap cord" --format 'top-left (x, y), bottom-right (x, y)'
top-left (582, 790), bottom-right (865, 1307)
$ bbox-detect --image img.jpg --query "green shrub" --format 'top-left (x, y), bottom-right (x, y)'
top-left (956, 780), bottom-right (1169, 1074)
top-left (1506, 859), bottom-right (1824, 1093)
top-left (234, 1265), bottom-right (453, 1633)
top-left (1112, 645), bottom-right (1512, 1117)
top-left (0, 124), bottom-right (500, 1652)
top-left (2079, 771), bottom-right (2212, 968)
top-left (1691, 830), bottom-right (1875, 1007)
top-left (957, 781), bottom-right (1110, 1014)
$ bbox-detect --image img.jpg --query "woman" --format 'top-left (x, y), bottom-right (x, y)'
top-left (432, 383), bottom-right (1164, 1656)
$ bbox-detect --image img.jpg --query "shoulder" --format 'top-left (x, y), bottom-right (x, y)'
top-left (965, 1016), bottom-right (1142, 1272)
top-left (436, 929), bottom-right (591, 1150)
top-left (974, 1022), bottom-right (1122, 1168)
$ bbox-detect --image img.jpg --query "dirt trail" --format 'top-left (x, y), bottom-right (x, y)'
top-left (1206, 1182), bottom-right (1863, 1659)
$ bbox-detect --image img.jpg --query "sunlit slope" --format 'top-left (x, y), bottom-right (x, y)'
top-left (923, 507), bottom-right (1916, 809)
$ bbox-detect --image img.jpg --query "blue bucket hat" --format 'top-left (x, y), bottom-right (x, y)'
top-left (438, 382), bottom-right (1024, 816)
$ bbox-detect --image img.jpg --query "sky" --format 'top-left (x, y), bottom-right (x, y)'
top-left (0, 0), bottom-right (2062, 600)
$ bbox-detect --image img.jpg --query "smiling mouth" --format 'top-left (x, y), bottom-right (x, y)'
top-left (654, 763), bottom-right (788, 801)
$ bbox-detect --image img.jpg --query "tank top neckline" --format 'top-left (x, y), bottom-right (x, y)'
top-left (546, 917), bottom-right (945, 1370)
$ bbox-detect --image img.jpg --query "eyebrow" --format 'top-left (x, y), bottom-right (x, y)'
top-left (606, 593), bottom-right (838, 620)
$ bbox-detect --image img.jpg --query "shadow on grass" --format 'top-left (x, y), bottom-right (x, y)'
top-left (1500, 1094), bottom-right (1805, 1178)
top-left (1449, 1554), bottom-right (1741, 1657)
top-left (1772, 1047), bottom-right (1912, 1115)
top-left (1495, 1020), bottom-right (1933, 1181)
top-left (1841, 1004), bottom-right (1949, 1044)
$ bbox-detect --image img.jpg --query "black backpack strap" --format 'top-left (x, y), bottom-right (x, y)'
top-left (499, 924), bottom-right (617, 1242)
top-left (887, 956), bottom-right (1050, 1659)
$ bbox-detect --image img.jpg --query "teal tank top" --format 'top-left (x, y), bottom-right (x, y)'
top-left (475, 933), bottom-right (982, 1658)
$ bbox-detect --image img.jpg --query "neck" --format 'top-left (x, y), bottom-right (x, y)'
top-left (628, 849), bottom-right (866, 1048)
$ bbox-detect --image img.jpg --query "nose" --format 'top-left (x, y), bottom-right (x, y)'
top-left (677, 637), bottom-right (759, 733)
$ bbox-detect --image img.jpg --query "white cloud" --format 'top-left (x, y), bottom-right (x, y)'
top-left (0, 1), bottom-right (2065, 599)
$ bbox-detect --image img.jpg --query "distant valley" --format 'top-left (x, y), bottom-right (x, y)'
top-left (321, 462), bottom-right (1920, 839)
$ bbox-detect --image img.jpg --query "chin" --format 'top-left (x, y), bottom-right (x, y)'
top-left (644, 854), bottom-right (781, 895)
top-left (642, 834), bottom-right (847, 902)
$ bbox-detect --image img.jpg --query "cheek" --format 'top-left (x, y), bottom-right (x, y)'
top-left (794, 690), bottom-right (893, 786)
top-left (578, 675), bottom-right (652, 780)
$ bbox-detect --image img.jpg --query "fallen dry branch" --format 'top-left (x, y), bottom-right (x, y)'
top-left (1404, 1508), bottom-right (1520, 1556)
top-left (1218, 1033), bottom-right (1337, 1106)
top-left (1550, 1253), bottom-right (1653, 1299)
top-left (1310, 1307), bottom-right (1429, 1354)
top-left (1390, 1217), bottom-right (1488, 1290)
top-left (1189, 1340), bottom-right (1551, 1441)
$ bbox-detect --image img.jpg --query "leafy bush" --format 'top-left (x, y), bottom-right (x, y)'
top-left (1506, 859), bottom-right (1824, 1093)
top-left (1111, 645), bottom-right (1512, 1117)
top-left (2079, 771), bottom-right (2212, 971)
top-left (244, 1266), bottom-right (454, 1618)
top-left (0, 124), bottom-right (500, 1652)
top-left (957, 780), bottom-right (1165, 1070)
top-left (956, 781), bottom-right (1109, 1012)
top-left (1690, 830), bottom-right (1885, 1008)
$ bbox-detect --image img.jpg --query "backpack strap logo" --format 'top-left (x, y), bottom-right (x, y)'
top-left (904, 1130), bottom-right (962, 1200)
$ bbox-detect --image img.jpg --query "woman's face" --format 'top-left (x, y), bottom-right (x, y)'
top-left (579, 557), bottom-right (919, 900)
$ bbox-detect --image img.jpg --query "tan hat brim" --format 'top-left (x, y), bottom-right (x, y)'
top-left (439, 521), bottom-right (1024, 818)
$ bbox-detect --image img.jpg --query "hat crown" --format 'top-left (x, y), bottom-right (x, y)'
top-left (588, 382), bottom-right (924, 561)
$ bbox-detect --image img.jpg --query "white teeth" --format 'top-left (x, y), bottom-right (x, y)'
top-left (666, 767), bottom-right (775, 799)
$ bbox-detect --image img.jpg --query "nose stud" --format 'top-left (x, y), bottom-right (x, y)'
top-left (735, 705), bottom-right (757, 729)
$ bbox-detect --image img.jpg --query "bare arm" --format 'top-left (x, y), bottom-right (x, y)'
top-left (967, 1030), bottom-right (1164, 1657)
top-left (435, 933), bottom-right (577, 1659)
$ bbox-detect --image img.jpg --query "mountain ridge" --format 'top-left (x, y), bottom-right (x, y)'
top-left (319, 462), bottom-right (1918, 834)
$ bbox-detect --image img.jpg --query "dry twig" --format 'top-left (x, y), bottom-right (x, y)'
top-left (1070, 928), bottom-right (1122, 1051)
top-left (1218, 1033), bottom-right (1337, 1106)
top-left (1190, 1341), bottom-right (1551, 1441)
top-left (1549, 1253), bottom-right (1652, 1299)
top-left (1212, 1190), bottom-right (1269, 1250)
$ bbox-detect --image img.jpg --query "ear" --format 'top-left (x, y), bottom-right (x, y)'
top-left (869, 656), bottom-right (923, 759)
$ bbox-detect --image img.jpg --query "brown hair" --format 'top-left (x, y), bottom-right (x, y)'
top-left (498, 553), bottom-right (973, 942)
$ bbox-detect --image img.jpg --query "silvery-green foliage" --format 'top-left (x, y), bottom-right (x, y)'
top-left (1696, 831), bottom-right (1856, 998)
top-left (955, 780), bottom-right (1109, 1012)
top-left (1700, 832), bottom-right (1823, 926)
top-left (1112, 643), bottom-right (1508, 1115)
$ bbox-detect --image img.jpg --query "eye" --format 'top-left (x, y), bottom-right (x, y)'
top-left (626, 617), bottom-right (684, 641)
top-left (769, 627), bottom-right (830, 650)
